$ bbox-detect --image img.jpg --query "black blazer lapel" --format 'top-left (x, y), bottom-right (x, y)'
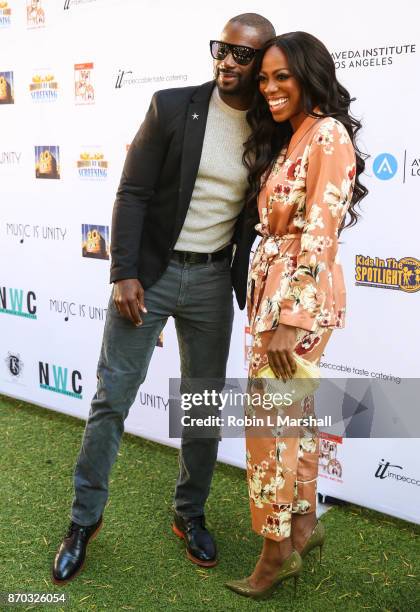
top-left (172, 81), bottom-right (215, 243)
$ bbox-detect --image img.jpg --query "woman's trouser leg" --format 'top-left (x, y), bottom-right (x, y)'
top-left (245, 327), bottom-right (332, 541)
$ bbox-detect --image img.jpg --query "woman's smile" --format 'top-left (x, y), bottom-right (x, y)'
top-left (267, 96), bottom-right (289, 112)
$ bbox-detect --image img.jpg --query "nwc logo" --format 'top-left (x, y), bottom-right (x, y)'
top-left (0, 286), bottom-right (37, 319)
top-left (39, 362), bottom-right (82, 399)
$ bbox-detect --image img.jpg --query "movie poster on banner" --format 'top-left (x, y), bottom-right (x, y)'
top-left (34, 145), bottom-right (61, 179)
top-left (74, 63), bottom-right (95, 105)
top-left (0, 1), bottom-right (11, 28)
top-left (26, 0), bottom-right (46, 28)
top-left (29, 69), bottom-right (59, 104)
top-left (76, 147), bottom-right (108, 180)
top-left (81, 224), bottom-right (110, 260)
top-left (319, 434), bottom-right (344, 483)
top-left (0, 71), bottom-right (14, 104)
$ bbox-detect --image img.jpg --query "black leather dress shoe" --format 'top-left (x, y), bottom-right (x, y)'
top-left (172, 513), bottom-right (217, 567)
top-left (52, 516), bottom-right (103, 584)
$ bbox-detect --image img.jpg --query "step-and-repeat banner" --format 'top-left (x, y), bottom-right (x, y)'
top-left (1, 0), bottom-right (419, 524)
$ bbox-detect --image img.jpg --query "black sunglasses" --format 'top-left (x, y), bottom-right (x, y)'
top-left (209, 40), bottom-right (260, 66)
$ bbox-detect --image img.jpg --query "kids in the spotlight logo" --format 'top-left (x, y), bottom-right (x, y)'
top-left (74, 63), bottom-right (94, 104)
top-left (81, 224), bottom-right (110, 260)
top-left (35, 146), bottom-right (60, 179)
top-left (355, 255), bottom-right (420, 292)
top-left (77, 149), bottom-right (108, 180)
top-left (0, 2), bottom-right (11, 28)
top-left (0, 71), bottom-right (14, 104)
top-left (29, 71), bottom-right (59, 102)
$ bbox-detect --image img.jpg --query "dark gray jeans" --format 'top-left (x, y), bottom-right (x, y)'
top-left (71, 256), bottom-right (234, 526)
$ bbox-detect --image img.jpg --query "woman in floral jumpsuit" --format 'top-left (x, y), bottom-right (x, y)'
top-left (226, 32), bottom-right (367, 599)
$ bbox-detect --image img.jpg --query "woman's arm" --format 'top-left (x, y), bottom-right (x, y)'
top-left (279, 120), bottom-right (356, 332)
top-left (268, 119), bottom-right (356, 380)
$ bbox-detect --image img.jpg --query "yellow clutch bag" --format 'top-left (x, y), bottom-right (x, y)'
top-left (256, 354), bottom-right (320, 403)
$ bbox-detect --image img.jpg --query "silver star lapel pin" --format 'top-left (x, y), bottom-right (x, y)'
top-left (192, 113), bottom-right (199, 120)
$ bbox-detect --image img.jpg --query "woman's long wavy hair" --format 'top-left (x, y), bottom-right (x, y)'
top-left (243, 31), bottom-right (368, 235)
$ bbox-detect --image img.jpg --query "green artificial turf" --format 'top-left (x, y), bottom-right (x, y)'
top-left (0, 394), bottom-right (419, 612)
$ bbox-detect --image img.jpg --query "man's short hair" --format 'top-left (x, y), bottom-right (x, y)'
top-left (227, 13), bottom-right (276, 42)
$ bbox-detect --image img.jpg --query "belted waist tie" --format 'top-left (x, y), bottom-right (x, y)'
top-left (251, 229), bottom-right (300, 281)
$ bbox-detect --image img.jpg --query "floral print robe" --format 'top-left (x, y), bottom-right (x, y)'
top-left (245, 115), bottom-right (356, 541)
top-left (247, 115), bottom-right (356, 335)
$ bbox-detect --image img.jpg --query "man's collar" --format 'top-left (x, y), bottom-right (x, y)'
top-left (190, 80), bottom-right (216, 103)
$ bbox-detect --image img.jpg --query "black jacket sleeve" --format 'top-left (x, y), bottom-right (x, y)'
top-left (110, 92), bottom-right (167, 283)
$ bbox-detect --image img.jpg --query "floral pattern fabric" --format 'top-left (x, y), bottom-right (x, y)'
top-left (247, 115), bottom-right (356, 334)
top-left (244, 114), bottom-right (355, 541)
top-left (246, 326), bottom-right (332, 541)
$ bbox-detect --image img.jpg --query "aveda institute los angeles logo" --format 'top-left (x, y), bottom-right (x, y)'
top-left (372, 150), bottom-right (420, 183)
top-left (332, 43), bottom-right (416, 70)
top-left (373, 153), bottom-right (398, 180)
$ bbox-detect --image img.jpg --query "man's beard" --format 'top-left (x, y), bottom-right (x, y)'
top-left (214, 67), bottom-right (247, 96)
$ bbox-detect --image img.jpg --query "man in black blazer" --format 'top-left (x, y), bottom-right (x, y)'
top-left (53, 13), bottom-right (275, 583)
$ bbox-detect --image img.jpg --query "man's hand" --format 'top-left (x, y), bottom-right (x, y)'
top-left (113, 279), bottom-right (147, 326)
top-left (267, 323), bottom-right (298, 382)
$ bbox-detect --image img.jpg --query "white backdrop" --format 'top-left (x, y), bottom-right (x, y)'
top-left (1, 0), bottom-right (419, 524)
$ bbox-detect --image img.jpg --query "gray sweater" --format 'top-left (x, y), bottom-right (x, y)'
top-left (174, 87), bottom-right (251, 253)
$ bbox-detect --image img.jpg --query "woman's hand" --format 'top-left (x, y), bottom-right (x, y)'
top-left (267, 323), bottom-right (298, 382)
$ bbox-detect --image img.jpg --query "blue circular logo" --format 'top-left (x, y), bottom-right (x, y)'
top-left (373, 153), bottom-right (398, 180)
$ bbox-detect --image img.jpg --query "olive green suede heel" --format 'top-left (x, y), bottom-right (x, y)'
top-left (225, 550), bottom-right (302, 600)
top-left (300, 521), bottom-right (325, 562)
